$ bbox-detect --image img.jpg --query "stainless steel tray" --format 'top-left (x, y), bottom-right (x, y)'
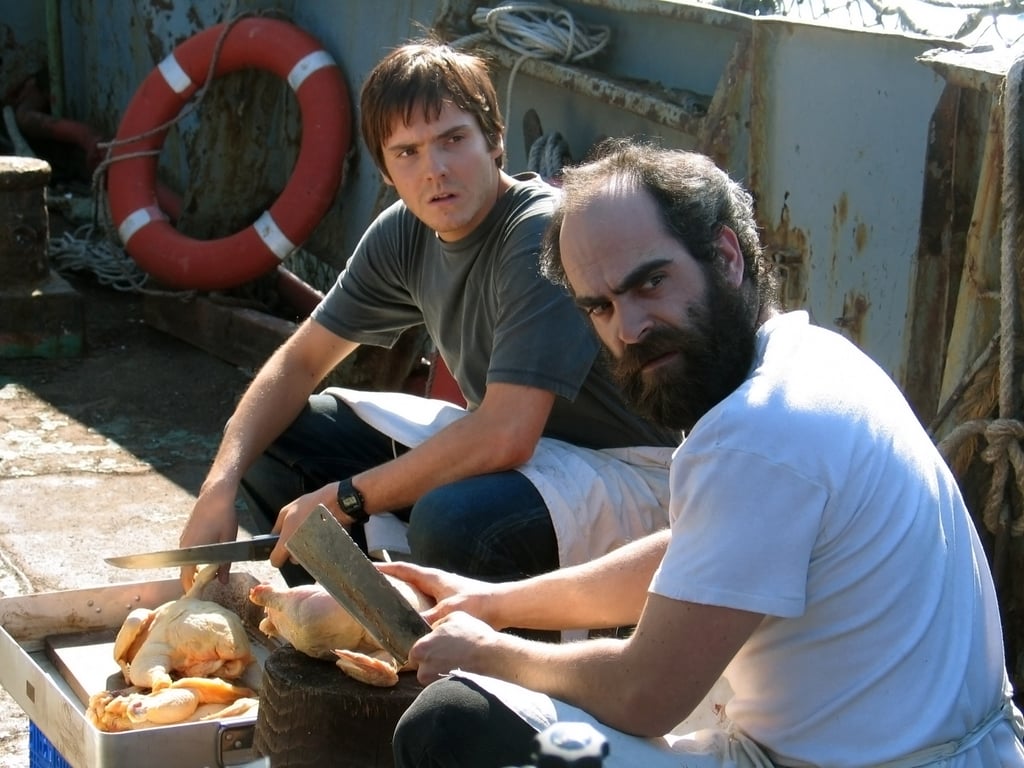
top-left (0, 575), bottom-right (278, 768)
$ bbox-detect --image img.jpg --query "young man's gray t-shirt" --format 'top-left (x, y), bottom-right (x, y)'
top-left (312, 173), bottom-right (676, 450)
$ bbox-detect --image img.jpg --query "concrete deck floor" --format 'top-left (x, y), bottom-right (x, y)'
top-left (0, 273), bottom-right (285, 766)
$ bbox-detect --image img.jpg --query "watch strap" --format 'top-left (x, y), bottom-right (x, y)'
top-left (336, 478), bottom-right (369, 525)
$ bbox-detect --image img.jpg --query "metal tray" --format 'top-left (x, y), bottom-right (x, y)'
top-left (0, 574), bottom-right (279, 768)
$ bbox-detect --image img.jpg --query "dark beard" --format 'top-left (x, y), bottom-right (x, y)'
top-left (608, 269), bottom-right (757, 433)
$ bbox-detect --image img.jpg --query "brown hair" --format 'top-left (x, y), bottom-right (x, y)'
top-left (541, 138), bottom-right (778, 312)
top-left (359, 39), bottom-right (506, 175)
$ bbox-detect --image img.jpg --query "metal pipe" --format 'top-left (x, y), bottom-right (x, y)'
top-left (44, 0), bottom-right (64, 118)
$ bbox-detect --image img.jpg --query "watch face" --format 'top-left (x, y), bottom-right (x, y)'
top-left (340, 492), bottom-right (359, 510)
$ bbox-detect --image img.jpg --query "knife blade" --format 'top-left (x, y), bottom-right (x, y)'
top-left (286, 504), bottom-right (430, 666)
top-left (104, 534), bottom-right (280, 569)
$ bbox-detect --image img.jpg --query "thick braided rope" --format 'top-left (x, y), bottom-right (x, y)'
top-left (938, 419), bottom-right (1024, 536)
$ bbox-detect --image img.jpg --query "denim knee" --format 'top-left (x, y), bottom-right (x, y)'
top-left (405, 474), bottom-right (557, 580)
top-left (406, 484), bottom-right (480, 571)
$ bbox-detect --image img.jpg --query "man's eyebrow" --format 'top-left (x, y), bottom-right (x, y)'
top-left (385, 122), bottom-right (472, 153)
top-left (573, 258), bottom-right (673, 308)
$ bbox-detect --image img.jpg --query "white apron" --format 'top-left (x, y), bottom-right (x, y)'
top-left (325, 388), bottom-right (673, 568)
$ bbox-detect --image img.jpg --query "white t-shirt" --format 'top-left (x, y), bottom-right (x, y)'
top-left (651, 311), bottom-right (1022, 766)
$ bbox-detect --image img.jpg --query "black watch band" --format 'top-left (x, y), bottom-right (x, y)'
top-left (336, 478), bottom-right (369, 525)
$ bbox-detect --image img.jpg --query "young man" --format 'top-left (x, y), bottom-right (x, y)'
top-left (384, 140), bottom-right (1024, 767)
top-left (178, 43), bottom-right (676, 589)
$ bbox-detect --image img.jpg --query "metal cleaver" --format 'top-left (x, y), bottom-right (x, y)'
top-left (286, 504), bottom-right (430, 667)
top-left (104, 535), bottom-right (280, 569)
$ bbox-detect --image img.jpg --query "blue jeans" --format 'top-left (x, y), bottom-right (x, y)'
top-left (239, 394), bottom-right (558, 585)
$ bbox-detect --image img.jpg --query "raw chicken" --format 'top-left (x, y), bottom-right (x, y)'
top-left (88, 564), bottom-right (258, 731)
top-left (87, 678), bottom-right (257, 732)
top-left (249, 576), bottom-right (433, 687)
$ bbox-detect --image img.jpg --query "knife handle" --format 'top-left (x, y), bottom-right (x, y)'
top-left (250, 534), bottom-right (281, 560)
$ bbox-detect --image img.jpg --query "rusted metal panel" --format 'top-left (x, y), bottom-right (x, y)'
top-left (476, 42), bottom-right (710, 133)
top-left (748, 20), bottom-right (948, 381)
top-left (935, 93), bottom-right (1005, 428)
top-left (918, 44), bottom-right (1018, 94)
top-left (0, 6), bottom-right (49, 106)
top-left (699, 32), bottom-right (754, 173)
top-left (902, 84), bottom-right (989, 423)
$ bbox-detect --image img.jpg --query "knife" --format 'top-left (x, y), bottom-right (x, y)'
top-left (104, 534), bottom-right (280, 569)
top-left (286, 504), bottom-right (430, 666)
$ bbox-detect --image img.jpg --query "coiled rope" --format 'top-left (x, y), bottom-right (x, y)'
top-left (49, 223), bottom-right (152, 292)
top-left (451, 2), bottom-right (609, 174)
top-left (937, 54), bottom-right (1024, 555)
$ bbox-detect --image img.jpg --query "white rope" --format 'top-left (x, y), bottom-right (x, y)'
top-left (48, 223), bottom-right (149, 292)
top-left (2, 105), bottom-right (37, 158)
top-left (452, 3), bottom-right (611, 141)
top-left (467, 2), bottom-right (610, 64)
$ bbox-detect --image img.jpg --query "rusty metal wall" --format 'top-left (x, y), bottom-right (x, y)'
top-left (22, 0), bottom-right (1006, 401)
top-left (747, 22), bottom-right (948, 385)
top-left (0, 5), bottom-right (49, 104)
top-left (470, 2), bottom-right (952, 394)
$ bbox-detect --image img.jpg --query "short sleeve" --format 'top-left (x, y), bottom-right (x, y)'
top-left (651, 446), bottom-right (829, 618)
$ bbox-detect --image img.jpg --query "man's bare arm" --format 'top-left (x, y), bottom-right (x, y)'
top-left (410, 590), bottom-right (762, 738)
top-left (383, 529), bottom-right (671, 632)
top-left (179, 318), bottom-right (357, 584)
top-left (268, 380), bottom-right (558, 565)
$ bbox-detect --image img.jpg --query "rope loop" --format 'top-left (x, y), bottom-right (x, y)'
top-left (964, 419), bottom-right (1024, 535)
top-left (473, 2), bottom-right (610, 64)
top-left (452, 3), bottom-right (611, 149)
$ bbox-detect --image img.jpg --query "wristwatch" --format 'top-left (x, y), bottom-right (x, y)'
top-left (336, 478), bottom-right (369, 525)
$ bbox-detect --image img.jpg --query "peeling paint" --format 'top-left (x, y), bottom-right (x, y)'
top-left (834, 291), bottom-right (871, 346)
top-left (835, 192), bottom-right (849, 226)
top-left (854, 220), bottom-right (870, 253)
top-left (761, 193), bottom-right (810, 308)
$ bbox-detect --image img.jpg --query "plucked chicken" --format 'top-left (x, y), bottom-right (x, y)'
top-left (249, 576), bottom-right (432, 687)
top-left (88, 564), bottom-right (258, 731)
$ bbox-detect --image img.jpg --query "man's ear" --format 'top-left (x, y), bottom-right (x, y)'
top-left (491, 134), bottom-right (505, 163)
top-left (716, 226), bottom-right (744, 287)
top-left (381, 170), bottom-right (395, 187)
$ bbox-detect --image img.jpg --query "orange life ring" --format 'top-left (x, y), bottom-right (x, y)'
top-left (107, 18), bottom-right (350, 291)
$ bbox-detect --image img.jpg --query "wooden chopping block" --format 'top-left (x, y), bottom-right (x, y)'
top-left (254, 646), bottom-right (423, 767)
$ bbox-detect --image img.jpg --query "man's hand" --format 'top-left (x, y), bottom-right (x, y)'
top-left (377, 561), bottom-right (508, 629)
top-left (179, 482), bottom-right (241, 590)
top-left (269, 484), bottom-right (340, 568)
top-left (407, 610), bottom-right (508, 684)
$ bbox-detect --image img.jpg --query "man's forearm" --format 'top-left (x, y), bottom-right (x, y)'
top-left (352, 383), bottom-right (553, 514)
top-left (490, 529), bottom-right (671, 631)
top-left (202, 320), bottom-right (354, 493)
top-left (202, 371), bottom-right (313, 491)
top-left (467, 632), bottom-right (653, 733)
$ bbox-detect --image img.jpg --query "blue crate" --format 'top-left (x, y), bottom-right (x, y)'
top-left (29, 722), bottom-right (73, 768)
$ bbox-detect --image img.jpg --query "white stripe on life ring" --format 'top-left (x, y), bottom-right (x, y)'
top-left (157, 53), bottom-right (193, 95)
top-left (253, 210), bottom-right (296, 260)
top-left (287, 50), bottom-right (336, 91)
top-left (118, 206), bottom-right (167, 245)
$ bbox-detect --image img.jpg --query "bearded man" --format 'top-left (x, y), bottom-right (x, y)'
top-left (380, 139), bottom-right (1024, 768)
